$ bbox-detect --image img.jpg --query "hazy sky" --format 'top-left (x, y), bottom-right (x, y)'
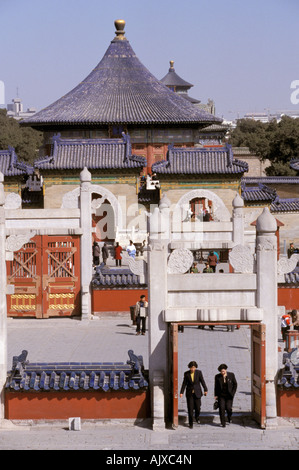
top-left (1, 0), bottom-right (298, 120)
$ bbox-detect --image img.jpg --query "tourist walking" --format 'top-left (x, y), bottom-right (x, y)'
top-left (214, 363), bottom-right (237, 427)
top-left (180, 361), bottom-right (208, 428)
top-left (114, 242), bottom-right (123, 266)
top-left (135, 295), bottom-right (148, 336)
top-left (102, 243), bottom-right (109, 266)
top-left (281, 313), bottom-right (292, 341)
top-left (127, 240), bottom-right (136, 259)
top-left (92, 241), bottom-right (100, 266)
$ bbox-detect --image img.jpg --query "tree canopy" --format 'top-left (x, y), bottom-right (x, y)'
top-left (228, 116), bottom-right (299, 176)
top-left (0, 109), bottom-right (43, 165)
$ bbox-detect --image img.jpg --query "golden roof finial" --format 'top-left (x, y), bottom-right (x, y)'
top-left (114, 19), bottom-right (126, 40)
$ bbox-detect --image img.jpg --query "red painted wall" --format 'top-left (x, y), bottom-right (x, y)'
top-left (92, 289), bottom-right (148, 313)
top-left (5, 390), bottom-right (150, 420)
top-left (278, 287), bottom-right (299, 311)
top-left (276, 389), bottom-right (299, 418)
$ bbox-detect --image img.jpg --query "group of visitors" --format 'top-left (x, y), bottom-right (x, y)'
top-left (92, 241), bottom-right (110, 266)
top-left (180, 361), bottom-right (237, 428)
top-left (92, 239), bottom-right (146, 267)
top-left (190, 251), bottom-right (222, 273)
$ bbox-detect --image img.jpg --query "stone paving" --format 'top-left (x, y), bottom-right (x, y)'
top-left (1, 314), bottom-right (298, 451)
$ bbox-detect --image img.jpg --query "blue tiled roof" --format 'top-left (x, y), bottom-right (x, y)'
top-left (6, 350), bottom-right (148, 392)
top-left (241, 183), bottom-right (277, 202)
top-left (151, 144), bottom-right (248, 175)
top-left (290, 159), bottom-right (299, 172)
top-left (92, 266), bottom-right (146, 288)
top-left (34, 134), bottom-right (146, 171)
top-left (242, 176), bottom-right (299, 185)
top-left (277, 349), bottom-right (299, 390)
top-left (0, 147), bottom-right (33, 176)
top-left (160, 62), bottom-right (193, 89)
top-left (271, 197), bottom-right (299, 212)
top-left (22, 31), bottom-right (221, 127)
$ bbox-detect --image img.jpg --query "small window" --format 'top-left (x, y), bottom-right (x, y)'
top-left (109, 125), bottom-right (127, 138)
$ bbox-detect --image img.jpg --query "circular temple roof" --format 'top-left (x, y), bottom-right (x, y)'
top-left (22, 20), bottom-right (221, 128)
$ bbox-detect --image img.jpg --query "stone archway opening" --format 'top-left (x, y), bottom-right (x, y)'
top-left (169, 321), bottom-right (266, 429)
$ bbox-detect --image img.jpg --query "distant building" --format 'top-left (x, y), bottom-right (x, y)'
top-left (243, 111), bottom-right (299, 123)
top-left (7, 97), bottom-right (36, 120)
top-left (160, 60), bottom-right (215, 115)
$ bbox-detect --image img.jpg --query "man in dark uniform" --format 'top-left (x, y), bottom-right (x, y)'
top-left (180, 361), bottom-right (208, 428)
top-left (214, 363), bottom-right (237, 427)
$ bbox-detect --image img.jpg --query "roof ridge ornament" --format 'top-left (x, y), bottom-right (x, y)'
top-left (114, 19), bottom-right (126, 41)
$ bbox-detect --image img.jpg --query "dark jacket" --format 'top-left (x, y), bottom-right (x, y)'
top-left (214, 372), bottom-right (237, 399)
top-left (180, 369), bottom-right (208, 399)
top-left (102, 245), bottom-right (109, 260)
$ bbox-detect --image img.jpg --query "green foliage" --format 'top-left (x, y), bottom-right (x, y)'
top-left (228, 116), bottom-right (299, 176)
top-left (0, 109), bottom-right (43, 164)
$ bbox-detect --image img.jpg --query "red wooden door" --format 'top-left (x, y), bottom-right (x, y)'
top-left (251, 323), bottom-right (266, 428)
top-left (42, 236), bottom-right (80, 318)
top-left (7, 235), bottom-right (80, 318)
top-left (7, 236), bottom-right (43, 317)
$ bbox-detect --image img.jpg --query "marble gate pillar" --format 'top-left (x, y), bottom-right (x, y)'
top-left (147, 202), bottom-right (170, 429)
top-left (256, 207), bottom-right (278, 427)
top-left (0, 172), bottom-right (7, 421)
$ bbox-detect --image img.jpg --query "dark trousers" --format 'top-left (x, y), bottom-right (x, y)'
top-left (219, 395), bottom-right (233, 425)
top-left (116, 259), bottom-right (122, 266)
top-left (136, 315), bottom-right (146, 334)
top-left (186, 394), bottom-right (201, 425)
top-left (281, 326), bottom-right (290, 341)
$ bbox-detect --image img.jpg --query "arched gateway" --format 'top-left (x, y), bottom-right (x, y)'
top-left (147, 192), bottom-right (279, 429)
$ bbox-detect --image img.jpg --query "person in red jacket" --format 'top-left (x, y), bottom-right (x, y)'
top-left (281, 313), bottom-right (291, 341)
top-left (114, 242), bottom-right (123, 267)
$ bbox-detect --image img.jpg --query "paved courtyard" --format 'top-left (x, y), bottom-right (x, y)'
top-left (1, 314), bottom-right (298, 451)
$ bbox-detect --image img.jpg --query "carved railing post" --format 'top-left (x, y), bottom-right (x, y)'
top-left (80, 167), bottom-right (93, 320)
top-left (232, 192), bottom-right (244, 245)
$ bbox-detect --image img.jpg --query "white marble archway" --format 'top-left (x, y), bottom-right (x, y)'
top-left (175, 189), bottom-right (231, 222)
top-left (61, 184), bottom-right (123, 229)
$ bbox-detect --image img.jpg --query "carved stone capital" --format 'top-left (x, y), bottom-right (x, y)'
top-left (167, 248), bottom-right (194, 274)
top-left (277, 254), bottom-right (299, 275)
top-left (6, 232), bottom-right (36, 252)
top-left (256, 237), bottom-right (277, 252)
top-left (229, 244), bottom-right (254, 273)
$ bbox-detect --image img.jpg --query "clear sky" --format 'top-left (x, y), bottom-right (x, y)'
top-left (1, 0), bottom-right (298, 120)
